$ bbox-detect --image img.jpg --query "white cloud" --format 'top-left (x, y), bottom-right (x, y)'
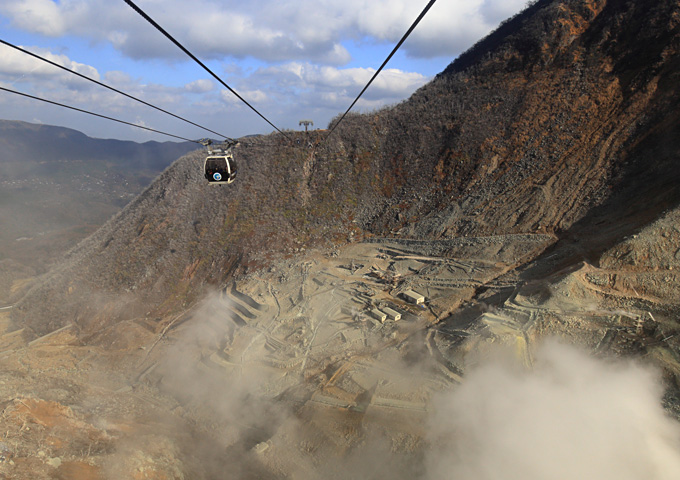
top-left (1, 0), bottom-right (528, 63)
top-left (133, 117), bottom-right (150, 128)
top-left (185, 79), bottom-right (214, 93)
top-left (479, 0), bottom-right (529, 24)
top-left (258, 62), bottom-right (427, 94)
top-left (220, 87), bottom-right (267, 106)
top-left (0, 44), bottom-right (100, 81)
top-left (362, 68), bottom-right (429, 99)
top-left (104, 70), bottom-right (133, 86)
top-left (426, 341), bottom-right (680, 480)
top-left (2, 0), bottom-right (66, 36)
top-left (246, 62), bottom-right (429, 109)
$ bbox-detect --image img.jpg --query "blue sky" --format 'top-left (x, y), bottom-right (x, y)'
top-left (0, 0), bottom-right (528, 142)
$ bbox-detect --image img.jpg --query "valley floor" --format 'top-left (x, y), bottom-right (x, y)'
top-left (1, 231), bottom-right (679, 479)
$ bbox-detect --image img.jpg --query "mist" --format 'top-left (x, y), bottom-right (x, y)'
top-left (151, 293), bottom-right (295, 479)
top-left (149, 292), bottom-right (680, 479)
top-left (425, 341), bottom-right (680, 480)
top-left (136, 291), bottom-right (680, 479)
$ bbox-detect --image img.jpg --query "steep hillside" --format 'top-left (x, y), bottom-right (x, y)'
top-left (333, 0), bottom-right (680, 239)
top-left (10, 0), bottom-right (680, 341)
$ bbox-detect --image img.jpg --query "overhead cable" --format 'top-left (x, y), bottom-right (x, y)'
top-left (0, 86), bottom-right (201, 144)
top-left (325, 0), bottom-right (438, 139)
top-left (0, 38), bottom-right (234, 142)
top-left (122, 0), bottom-right (291, 141)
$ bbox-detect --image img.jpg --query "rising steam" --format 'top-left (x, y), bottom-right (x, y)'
top-left (140, 294), bottom-right (680, 479)
top-left (425, 341), bottom-right (680, 480)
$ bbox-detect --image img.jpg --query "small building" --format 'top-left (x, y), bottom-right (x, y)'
top-left (383, 307), bottom-right (402, 321)
top-left (370, 308), bottom-right (387, 323)
top-left (402, 289), bottom-right (425, 305)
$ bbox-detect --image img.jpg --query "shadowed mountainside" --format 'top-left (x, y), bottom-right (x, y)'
top-left (10, 0), bottom-right (680, 339)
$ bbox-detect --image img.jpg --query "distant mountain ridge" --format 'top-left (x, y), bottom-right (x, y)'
top-left (0, 119), bottom-right (196, 175)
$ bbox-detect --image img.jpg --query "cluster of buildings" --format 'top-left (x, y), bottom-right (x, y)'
top-left (367, 289), bottom-right (425, 324)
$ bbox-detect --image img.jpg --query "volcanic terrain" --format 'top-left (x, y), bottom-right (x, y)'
top-left (1, 0), bottom-right (680, 478)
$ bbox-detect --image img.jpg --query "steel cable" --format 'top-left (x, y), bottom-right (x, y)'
top-left (325, 0), bottom-right (438, 140)
top-left (0, 39), bottom-right (234, 142)
top-left (122, 0), bottom-right (291, 142)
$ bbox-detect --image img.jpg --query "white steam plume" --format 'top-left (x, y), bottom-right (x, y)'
top-left (426, 341), bottom-right (680, 480)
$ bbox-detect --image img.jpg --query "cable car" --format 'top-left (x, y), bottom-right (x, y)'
top-left (202, 140), bottom-right (238, 184)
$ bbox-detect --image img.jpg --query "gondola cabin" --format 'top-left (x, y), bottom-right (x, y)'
top-left (204, 149), bottom-right (237, 184)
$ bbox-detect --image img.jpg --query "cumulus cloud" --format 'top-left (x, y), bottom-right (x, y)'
top-left (245, 62), bottom-right (429, 109)
top-left (0, 44), bottom-right (100, 81)
top-left (0, 0), bottom-right (528, 63)
top-left (185, 79), bottom-right (214, 93)
top-left (426, 341), bottom-right (680, 480)
top-left (220, 87), bottom-right (267, 106)
top-left (479, 0), bottom-right (529, 24)
top-left (103, 70), bottom-right (134, 86)
top-left (361, 68), bottom-right (430, 100)
top-left (1, 0), bottom-right (66, 36)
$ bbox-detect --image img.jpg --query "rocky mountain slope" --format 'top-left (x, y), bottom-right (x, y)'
top-left (11, 0), bottom-right (680, 338)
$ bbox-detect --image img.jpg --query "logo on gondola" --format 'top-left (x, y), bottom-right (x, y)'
top-left (213, 172), bottom-right (222, 181)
